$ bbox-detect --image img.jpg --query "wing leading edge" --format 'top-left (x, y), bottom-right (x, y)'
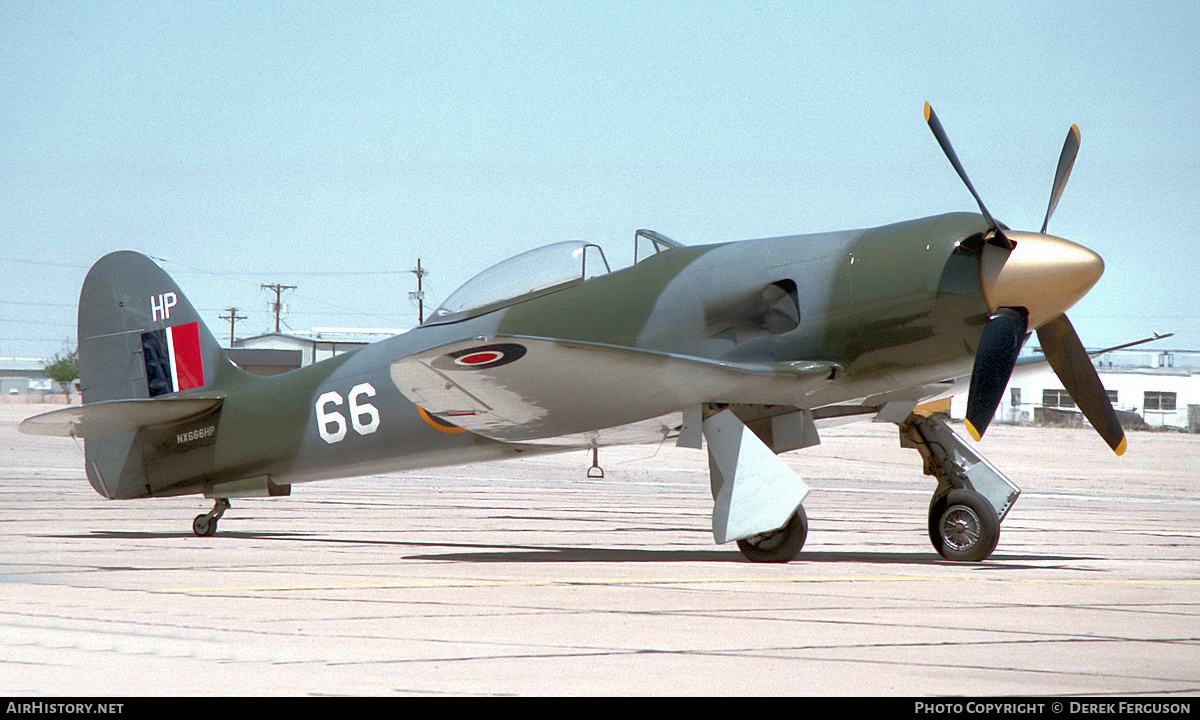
top-left (389, 335), bottom-right (839, 445)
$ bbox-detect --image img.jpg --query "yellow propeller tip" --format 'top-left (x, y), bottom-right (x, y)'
top-left (924, 102), bottom-right (932, 121)
top-left (964, 419), bottom-right (982, 441)
top-left (1114, 435), bottom-right (1127, 456)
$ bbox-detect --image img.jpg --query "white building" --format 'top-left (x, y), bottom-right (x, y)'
top-left (951, 348), bottom-right (1200, 432)
top-left (0, 357), bottom-right (56, 398)
top-left (231, 328), bottom-right (410, 371)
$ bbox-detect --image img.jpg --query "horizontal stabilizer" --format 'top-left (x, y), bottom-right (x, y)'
top-left (390, 335), bottom-right (838, 444)
top-left (19, 397), bottom-right (222, 439)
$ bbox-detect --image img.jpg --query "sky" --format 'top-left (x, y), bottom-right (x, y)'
top-left (2, 0), bottom-right (1198, 360)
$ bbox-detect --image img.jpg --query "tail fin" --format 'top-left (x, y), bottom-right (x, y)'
top-left (74, 252), bottom-right (237, 498)
top-left (79, 251), bottom-right (230, 404)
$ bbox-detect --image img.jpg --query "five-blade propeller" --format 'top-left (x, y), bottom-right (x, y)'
top-left (925, 103), bottom-right (1126, 455)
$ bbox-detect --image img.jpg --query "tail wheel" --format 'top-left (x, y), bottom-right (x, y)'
top-left (192, 514), bottom-right (217, 537)
top-left (929, 489), bottom-right (1000, 562)
top-left (192, 498), bottom-right (229, 537)
top-left (736, 506), bottom-right (808, 563)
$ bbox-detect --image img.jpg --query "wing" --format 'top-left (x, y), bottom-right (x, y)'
top-left (389, 335), bottom-right (839, 445)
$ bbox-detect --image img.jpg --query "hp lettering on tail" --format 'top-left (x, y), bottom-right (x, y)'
top-left (151, 292), bottom-right (177, 321)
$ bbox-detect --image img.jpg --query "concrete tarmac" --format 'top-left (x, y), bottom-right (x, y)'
top-left (1, 403), bottom-right (1197, 696)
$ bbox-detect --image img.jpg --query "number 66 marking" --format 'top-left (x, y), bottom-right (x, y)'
top-left (316, 383), bottom-right (380, 444)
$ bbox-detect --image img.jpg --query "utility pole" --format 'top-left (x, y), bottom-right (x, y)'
top-left (409, 259), bottom-right (428, 324)
top-left (261, 283), bottom-right (296, 333)
top-left (218, 307), bottom-right (246, 346)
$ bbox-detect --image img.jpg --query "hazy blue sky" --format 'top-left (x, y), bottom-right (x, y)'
top-left (3, 1), bottom-right (1198, 359)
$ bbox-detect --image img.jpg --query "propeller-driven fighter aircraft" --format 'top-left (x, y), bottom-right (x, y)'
top-left (22, 104), bottom-right (1132, 562)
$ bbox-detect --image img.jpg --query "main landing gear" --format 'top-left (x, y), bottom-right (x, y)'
top-left (736, 506), bottom-right (809, 563)
top-left (928, 488), bottom-right (1000, 562)
top-left (702, 408), bottom-right (812, 563)
top-left (900, 413), bottom-right (1020, 562)
top-left (192, 498), bottom-right (230, 537)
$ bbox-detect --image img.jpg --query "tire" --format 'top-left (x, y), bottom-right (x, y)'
top-left (929, 489), bottom-right (999, 562)
top-left (193, 514), bottom-right (216, 537)
top-left (736, 506), bottom-right (808, 563)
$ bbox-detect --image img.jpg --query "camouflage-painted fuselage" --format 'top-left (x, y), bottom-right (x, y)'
top-left (88, 212), bottom-right (994, 499)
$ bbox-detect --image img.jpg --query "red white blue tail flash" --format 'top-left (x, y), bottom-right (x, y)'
top-left (141, 322), bottom-right (205, 397)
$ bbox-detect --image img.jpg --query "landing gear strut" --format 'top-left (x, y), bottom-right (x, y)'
top-left (900, 413), bottom-right (1019, 562)
top-left (192, 498), bottom-right (230, 537)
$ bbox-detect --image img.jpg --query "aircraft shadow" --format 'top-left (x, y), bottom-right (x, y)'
top-left (54, 530), bottom-right (315, 541)
top-left (56, 531), bottom-right (1098, 567)
top-left (399, 548), bottom-right (1095, 567)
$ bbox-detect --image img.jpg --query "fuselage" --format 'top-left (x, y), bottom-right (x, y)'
top-left (146, 212), bottom-right (997, 497)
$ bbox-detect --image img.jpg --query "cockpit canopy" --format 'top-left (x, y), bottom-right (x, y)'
top-left (424, 231), bottom-right (684, 325)
top-left (425, 241), bottom-right (612, 325)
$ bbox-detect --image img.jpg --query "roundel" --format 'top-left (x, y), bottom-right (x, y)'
top-left (455, 349), bottom-right (506, 366)
top-left (440, 342), bottom-right (527, 370)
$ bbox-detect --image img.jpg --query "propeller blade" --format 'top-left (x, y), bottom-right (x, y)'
top-left (924, 102), bottom-right (1010, 247)
top-left (1041, 124), bottom-right (1081, 233)
top-left (1036, 314), bottom-right (1127, 455)
top-left (965, 308), bottom-right (1028, 441)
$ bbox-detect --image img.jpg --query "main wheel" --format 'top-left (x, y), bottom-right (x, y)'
top-left (929, 489), bottom-right (999, 562)
top-left (193, 514), bottom-right (217, 537)
top-left (736, 506), bottom-right (808, 563)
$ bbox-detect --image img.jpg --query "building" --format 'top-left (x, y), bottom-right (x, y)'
top-left (0, 357), bottom-right (58, 399)
top-left (223, 348), bottom-right (305, 376)
top-left (951, 347), bottom-right (1200, 432)
top-left (231, 328), bottom-right (410, 372)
